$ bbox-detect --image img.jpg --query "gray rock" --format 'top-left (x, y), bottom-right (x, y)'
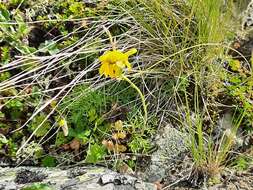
top-left (86, 183), bottom-right (114, 190)
top-left (2, 182), bottom-right (16, 190)
top-left (61, 178), bottom-right (80, 190)
top-left (114, 185), bottom-right (135, 190)
top-left (141, 125), bottom-right (188, 182)
top-left (99, 173), bottom-right (137, 185)
top-left (0, 166), bottom-right (156, 190)
top-left (135, 182), bottom-right (157, 190)
top-left (242, 0), bottom-right (253, 29)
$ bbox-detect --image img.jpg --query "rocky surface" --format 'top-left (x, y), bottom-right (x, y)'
top-left (242, 0), bottom-right (253, 29)
top-left (0, 166), bottom-right (157, 190)
top-left (139, 125), bottom-right (189, 184)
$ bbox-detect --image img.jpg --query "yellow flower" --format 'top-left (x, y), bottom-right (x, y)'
top-left (58, 118), bottom-right (68, 136)
top-left (99, 48), bottom-right (137, 78)
top-left (58, 119), bottom-right (66, 127)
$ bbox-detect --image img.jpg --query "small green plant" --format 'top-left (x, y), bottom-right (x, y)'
top-left (59, 85), bottom-right (111, 163)
top-left (0, 134), bottom-right (8, 148)
top-left (61, 86), bottom-right (109, 138)
top-left (0, 72), bottom-right (11, 82)
top-left (21, 183), bottom-right (54, 190)
top-left (0, 46), bottom-right (10, 64)
top-left (41, 156), bottom-right (57, 167)
top-left (28, 114), bottom-right (52, 137)
top-left (128, 135), bottom-right (151, 154)
top-left (5, 99), bottom-right (24, 120)
top-left (224, 58), bottom-right (253, 127)
top-left (232, 155), bottom-right (253, 171)
top-left (85, 143), bottom-right (107, 164)
top-left (127, 112), bottom-right (155, 154)
top-left (38, 40), bottom-right (60, 55)
top-left (0, 5), bottom-right (36, 55)
top-left (55, 132), bottom-right (69, 147)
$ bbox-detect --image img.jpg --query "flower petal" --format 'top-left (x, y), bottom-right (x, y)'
top-left (111, 50), bottom-right (125, 62)
top-left (108, 64), bottom-right (116, 78)
top-left (124, 61), bottom-right (132, 70)
top-left (99, 63), bottom-right (105, 76)
top-left (125, 48), bottom-right (137, 57)
top-left (116, 61), bottom-right (125, 69)
top-left (99, 52), bottom-right (110, 62)
top-left (99, 62), bottom-right (109, 77)
top-left (113, 64), bottom-right (122, 77)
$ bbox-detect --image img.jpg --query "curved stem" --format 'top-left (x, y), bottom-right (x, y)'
top-left (103, 26), bottom-right (116, 50)
top-left (121, 75), bottom-right (147, 132)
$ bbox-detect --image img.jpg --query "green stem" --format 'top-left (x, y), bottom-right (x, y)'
top-left (121, 75), bottom-right (147, 132)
